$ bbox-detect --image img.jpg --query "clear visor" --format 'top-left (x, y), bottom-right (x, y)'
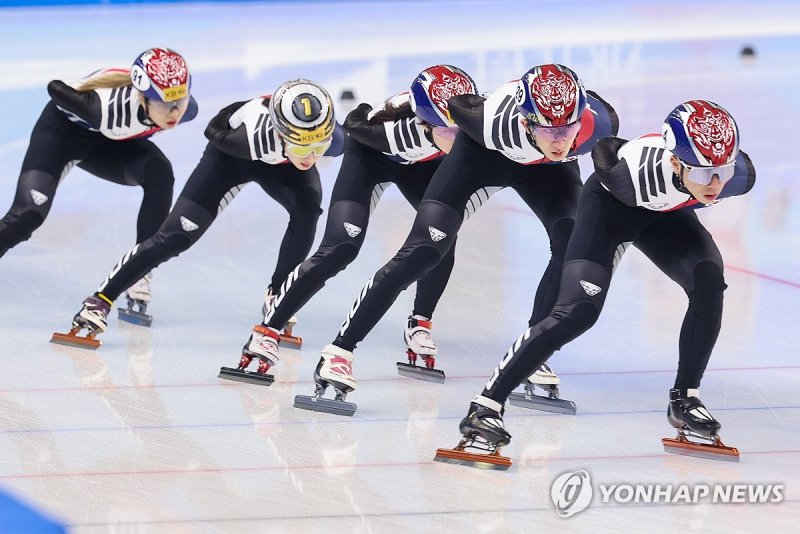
top-left (147, 95), bottom-right (190, 114)
top-left (532, 121), bottom-right (581, 141)
top-left (284, 139), bottom-right (332, 158)
top-left (683, 162), bottom-right (736, 186)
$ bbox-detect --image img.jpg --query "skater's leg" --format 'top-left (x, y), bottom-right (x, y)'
top-left (333, 199), bottom-right (463, 351)
top-left (262, 141), bottom-right (395, 330)
top-left (256, 164), bottom-right (323, 290)
top-left (634, 210), bottom-right (726, 389)
top-left (78, 138), bottom-right (175, 242)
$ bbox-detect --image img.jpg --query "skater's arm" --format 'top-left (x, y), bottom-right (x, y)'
top-left (342, 103), bottom-right (393, 152)
top-left (448, 94), bottom-right (489, 148)
top-left (204, 101), bottom-right (252, 159)
top-left (47, 80), bottom-right (102, 128)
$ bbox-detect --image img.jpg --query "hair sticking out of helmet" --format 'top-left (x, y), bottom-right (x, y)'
top-left (270, 79), bottom-right (334, 146)
top-left (661, 100), bottom-right (740, 167)
top-left (515, 64), bottom-right (587, 127)
top-left (130, 48), bottom-right (191, 103)
top-left (409, 65), bottom-right (478, 127)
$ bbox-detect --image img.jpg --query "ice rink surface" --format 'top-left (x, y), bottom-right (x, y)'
top-left (0, 0), bottom-right (798, 531)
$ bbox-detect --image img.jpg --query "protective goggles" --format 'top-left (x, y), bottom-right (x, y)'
top-left (682, 162), bottom-right (736, 186)
top-left (146, 95), bottom-right (190, 114)
top-left (532, 121), bottom-right (581, 141)
top-left (284, 139), bottom-right (332, 158)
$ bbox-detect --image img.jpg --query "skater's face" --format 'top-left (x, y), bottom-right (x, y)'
top-left (523, 119), bottom-right (580, 161)
top-left (427, 125), bottom-right (458, 154)
top-left (671, 156), bottom-right (728, 205)
top-left (144, 95), bottom-right (190, 130)
top-left (282, 138), bottom-right (331, 170)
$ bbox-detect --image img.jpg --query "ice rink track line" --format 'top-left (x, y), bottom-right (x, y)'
top-left (58, 499), bottom-right (800, 530)
top-left (3, 364), bottom-right (799, 394)
top-left (1, 405), bottom-right (797, 436)
top-left (2, 450), bottom-right (799, 482)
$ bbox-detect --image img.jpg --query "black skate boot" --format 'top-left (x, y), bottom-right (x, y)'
top-left (294, 344), bottom-right (357, 416)
top-left (508, 362), bottom-right (576, 415)
top-left (435, 398), bottom-right (512, 470)
top-left (662, 388), bottom-right (739, 461)
top-left (396, 315), bottom-right (445, 383)
top-left (51, 295), bottom-right (111, 350)
top-left (219, 325), bottom-right (279, 386)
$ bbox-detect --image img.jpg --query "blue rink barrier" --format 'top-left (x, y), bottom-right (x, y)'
top-left (0, 490), bottom-right (66, 534)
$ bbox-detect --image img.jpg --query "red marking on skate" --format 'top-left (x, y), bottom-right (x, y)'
top-left (1, 449), bottom-right (798, 480)
top-left (330, 356), bottom-right (353, 377)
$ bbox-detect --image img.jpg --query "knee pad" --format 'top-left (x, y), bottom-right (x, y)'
top-left (151, 198), bottom-right (214, 257)
top-left (0, 170), bottom-right (57, 246)
top-left (320, 201), bottom-right (369, 246)
top-left (689, 260), bottom-right (726, 314)
top-left (402, 200), bottom-right (462, 256)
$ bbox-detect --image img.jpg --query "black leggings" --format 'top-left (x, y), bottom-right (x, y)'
top-left (264, 137), bottom-right (451, 329)
top-left (0, 102), bottom-right (174, 258)
top-left (482, 173), bottom-right (727, 403)
top-left (96, 143), bottom-right (322, 301)
top-left (332, 130), bottom-right (582, 351)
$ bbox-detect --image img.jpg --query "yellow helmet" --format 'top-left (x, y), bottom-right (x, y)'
top-left (269, 79), bottom-right (334, 145)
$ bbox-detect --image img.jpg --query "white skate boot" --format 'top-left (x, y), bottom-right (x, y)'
top-left (218, 325), bottom-right (280, 386)
top-left (397, 315), bottom-right (445, 383)
top-left (119, 272), bottom-right (153, 327)
top-left (294, 344), bottom-right (357, 416)
top-left (51, 294), bottom-right (112, 349)
top-left (263, 287), bottom-right (302, 347)
top-left (508, 361), bottom-right (576, 415)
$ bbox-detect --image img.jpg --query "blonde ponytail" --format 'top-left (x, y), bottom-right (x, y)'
top-left (75, 71), bottom-right (133, 92)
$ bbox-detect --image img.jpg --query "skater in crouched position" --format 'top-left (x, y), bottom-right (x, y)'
top-left (53, 79), bottom-right (344, 349)
top-left (438, 100), bottom-right (755, 469)
top-left (225, 65), bottom-right (478, 388)
top-left (0, 47), bottom-right (196, 302)
top-left (295, 64), bottom-right (619, 416)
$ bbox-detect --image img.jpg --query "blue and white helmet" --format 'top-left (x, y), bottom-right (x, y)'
top-left (514, 64), bottom-right (586, 126)
top-left (409, 65), bottom-right (477, 127)
top-left (662, 100), bottom-right (739, 167)
top-left (129, 48), bottom-right (191, 103)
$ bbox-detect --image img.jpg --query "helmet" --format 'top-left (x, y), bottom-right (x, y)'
top-left (269, 79), bottom-right (334, 145)
top-left (515, 64), bottom-right (587, 126)
top-left (130, 48), bottom-right (191, 103)
top-left (409, 65), bottom-right (478, 127)
top-left (662, 100), bottom-right (739, 166)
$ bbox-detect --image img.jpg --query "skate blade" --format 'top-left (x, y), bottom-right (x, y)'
top-left (508, 392), bottom-right (576, 415)
top-left (433, 447), bottom-right (511, 470)
top-left (293, 394), bottom-right (357, 416)
top-left (50, 331), bottom-right (101, 350)
top-left (117, 308), bottom-right (153, 327)
top-left (662, 436), bottom-right (740, 462)
top-left (396, 362), bottom-right (445, 383)
top-left (218, 367), bottom-right (274, 386)
top-left (278, 333), bottom-right (302, 348)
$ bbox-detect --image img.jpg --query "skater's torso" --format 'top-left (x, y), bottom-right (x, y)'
top-left (205, 97), bottom-right (345, 165)
top-left (448, 81), bottom-right (618, 165)
top-left (344, 93), bottom-right (443, 165)
top-left (48, 68), bottom-right (198, 141)
top-left (594, 135), bottom-right (756, 212)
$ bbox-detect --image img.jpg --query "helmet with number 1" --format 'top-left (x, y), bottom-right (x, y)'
top-left (270, 79), bottom-right (335, 145)
top-left (129, 48), bottom-right (191, 102)
top-left (515, 64), bottom-right (587, 126)
top-left (661, 100), bottom-right (739, 167)
top-left (409, 65), bottom-right (478, 127)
